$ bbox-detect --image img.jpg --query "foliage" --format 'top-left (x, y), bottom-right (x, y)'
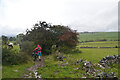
top-left (2, 35), bottom-right (8, 45)
top-left (23, 21), bottom-right (79, 54)
top-left (16, 33), bottom-right (24, 44)
top-left (21, 41), bottom-right (35, 55)
top-left (9, 37), bottom-right (16, 41)
top-left (2, 46), bottom-right (30, 65)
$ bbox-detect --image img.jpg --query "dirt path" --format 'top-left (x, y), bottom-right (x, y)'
top-left (24, 56), bottom-right (45, 78)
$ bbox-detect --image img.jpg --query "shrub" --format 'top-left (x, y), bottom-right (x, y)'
top-left (23, 21), bottom-right (79, 55)
top-left (18, 52), bottom-right (31, 63)
top-left (13, 42), bottom-right (17, 45)
top-left (21, 41), bottom-right (35, 55)
top-left (72, 48), bottom-right (82, 53)
top-left (2, 46), bottom-right (30, 65)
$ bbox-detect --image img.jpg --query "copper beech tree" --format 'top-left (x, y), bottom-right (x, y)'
top-left (23, 21), bottom-right (79, 54)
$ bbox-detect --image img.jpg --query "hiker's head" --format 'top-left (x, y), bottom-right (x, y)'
top-left (37, 45), bottom-right (40, 47)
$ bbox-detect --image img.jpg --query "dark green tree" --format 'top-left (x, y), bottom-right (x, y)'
top-left (9, 37), bottom-right (16, 41)
top-left (16, 33), bottom-right (24, 44)
top-left (23, 21), bottom-right (79, 54)
top-left (2, 35), bottom-right (8, 45)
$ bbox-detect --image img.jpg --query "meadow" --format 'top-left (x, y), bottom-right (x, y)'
top-left (2, 61), bottom-right (34, 78)
top-left (78, 32), bottom-right (119, 42)
top-left (37, 32), bottom-right (119, 78)
top-left (37, 42), bottom-right (119, 78)
top-left (78, 41), bottom-right (119, 48)
top-left (2, 32), bottom-right (119, 78)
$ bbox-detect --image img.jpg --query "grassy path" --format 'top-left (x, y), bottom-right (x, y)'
top-left (24, 56), bottom-right (45, 78)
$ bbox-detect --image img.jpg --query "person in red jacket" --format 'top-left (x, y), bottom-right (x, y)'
top-left (33, 45), bottom-right (42, 61)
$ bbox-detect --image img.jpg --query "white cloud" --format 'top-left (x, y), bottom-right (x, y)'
top-left (0, 0), bottom-right (119, 36)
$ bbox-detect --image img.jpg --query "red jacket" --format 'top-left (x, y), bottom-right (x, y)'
top-left (33, 45), bottom-right (42, 54)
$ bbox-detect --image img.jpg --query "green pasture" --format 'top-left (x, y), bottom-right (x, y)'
top-left (2, 32), bottom-right (120, 78)
top-left (73, 48), bottom-right (118, 63)
top-left (2, 61), bottom-right (34, 78)
top-left (37, 41), bottom-right (119, 78)
top-left (78, 32), bottom-right (119, 42)
top-left (78, 41), bottom-right (119, 47)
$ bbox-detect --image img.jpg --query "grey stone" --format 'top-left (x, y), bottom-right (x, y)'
top-left (13, 70), bottom-right (18, 72)
top-left (106, 55), bottom-right (114, 60)
top-left (69, 71), bottom-right (73, 74)
top-left (77, 59), bottom-right (83, 64)
top-left (103, 57), bottom-right (106, 60)
top-left (110, 72), bottom-right (116, 77)
top-left (97, 63), bottom-right (105, 69)
top-left (24, 74), bottom-right (29, 77)
top-left (77, 55), bottom-right (119, 78)
top-left (100, 55), bottom-right (120, 67)
top-left (81, 77), bottom-right (86, 78)
top-left (83, 61), bottom-right (92, 68)
top-left (73, 67), bottom-right (79, 70)
top-left (82, 74), bottom-right (86, 76)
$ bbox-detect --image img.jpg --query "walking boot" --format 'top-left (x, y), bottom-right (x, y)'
top-left (39, 59), bottom-right (41, 61)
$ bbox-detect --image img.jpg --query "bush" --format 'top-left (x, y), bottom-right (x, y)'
top-left (13, 42), bottom-right (17, 45)
top-left (21, 41), bottom-right (35, 55)
top-left (72, 48), bottom-right (82, 53)
top-left (18, 52), bottom-right (31, 63)
top-left (2, 46), bottom-right (30, 65)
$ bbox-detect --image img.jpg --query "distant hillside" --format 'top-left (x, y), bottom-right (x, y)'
top-left (78, 32), bottom-right (119, 42)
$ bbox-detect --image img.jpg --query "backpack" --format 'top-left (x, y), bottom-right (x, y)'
top-left (35, 49), bottom-right (38, 52)
top-left (37, 47), bottom-right (41, 51)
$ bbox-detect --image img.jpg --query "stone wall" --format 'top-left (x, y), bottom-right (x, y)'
top-left (76, 55), bottom-right (120, 78)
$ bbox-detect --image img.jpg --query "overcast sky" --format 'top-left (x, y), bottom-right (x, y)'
top-left (0, 0), bottom-right (119, 36)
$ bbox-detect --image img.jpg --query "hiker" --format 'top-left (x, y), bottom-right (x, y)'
top-left (37, 45), bottom-right (42, 61)
top-left (33, 45), bottom-right (42, 61)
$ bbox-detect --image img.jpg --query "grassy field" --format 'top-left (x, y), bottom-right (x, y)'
top-left (78, 41), bottom-right (119, 48)
top-left (37, 32), bottom-right (120, 78)
top-left (37, 41), bottom-right (119, 78)
top-left (2, 61), bottom-right (34, 78)
top-left (37, 51), bottom-right (118, 78)
top-left (78, 32), bottom-right (119, 42)
top-left (2, 32), bottom-right (119, 78)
